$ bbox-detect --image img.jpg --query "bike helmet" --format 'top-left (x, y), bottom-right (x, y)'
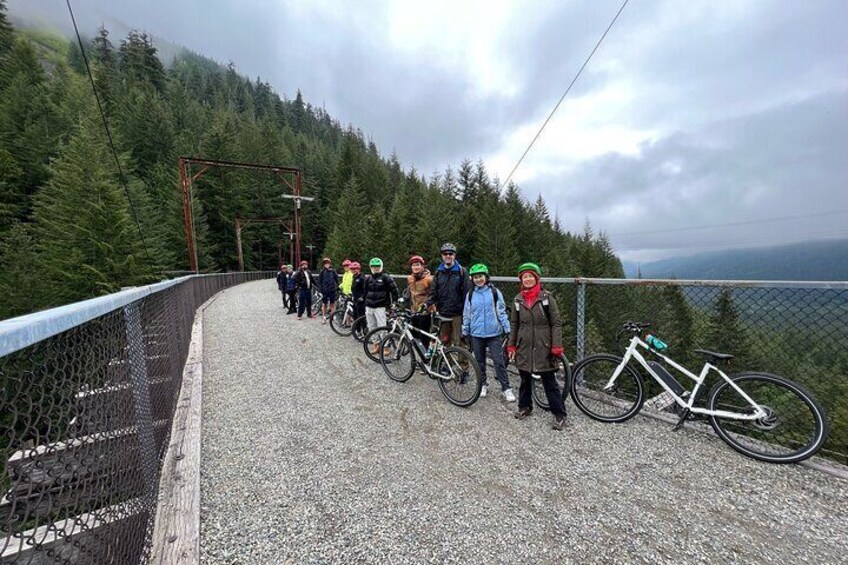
top-left (350, 262), bottom-right (361, 270)
top-left (342, 259), bottom-right (351, 267)
top-left (409, 255), bottom-right (425, 266)
top-left (440, 242), bottom-right (457, 254)
top-left (369, 257), bottom-right (383, 268)
top-left (517, 262), bottom-right (541, 278)
top-left (469, 263), bottom-right (489, 277)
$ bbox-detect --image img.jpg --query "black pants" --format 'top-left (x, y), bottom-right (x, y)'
top-left (297, 287), bottom-right (313, 317)
top-left (518, 369), bottom-right (566, 418)
top-left (286, 289), bottom-right (297, 312)
top-left (280, 289), bottom-right (287, 307)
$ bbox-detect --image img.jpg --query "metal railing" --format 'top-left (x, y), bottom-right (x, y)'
top-left (395, 275), bottom-right (848, 466)
top-left (0, 272), bottom-right (274, 565)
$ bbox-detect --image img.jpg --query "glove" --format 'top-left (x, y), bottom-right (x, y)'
top-left (506, 345), bottom-right (517, 359)
top-left (551, 346), bottom-right (564, 358)
top-left (427, 304), bottom-right (437, 314)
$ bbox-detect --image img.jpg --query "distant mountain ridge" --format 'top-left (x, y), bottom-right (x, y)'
top-left (625, 239), bottom-right (848, 281)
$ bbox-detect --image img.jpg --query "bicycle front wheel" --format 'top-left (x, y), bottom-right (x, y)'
top-left (532, 354), bottom-right (572, 411)
top-left (330, 308), bottom-right (353, 337)
top-left (379, 333), bottom-right (415, 382)
top-left (570, 354), bottom-right (644, 422)
top-left (708, 372), bottom-right (828, 464)
top-left (363, 325), bottom-right (391, 363)
top-left (434, 346), bottom-right (482, 407)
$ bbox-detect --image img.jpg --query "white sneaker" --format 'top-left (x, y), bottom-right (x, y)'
top-left (480, 385), bottom-right (488, 398)
top-left (503, 388), bottom-right (516, 402)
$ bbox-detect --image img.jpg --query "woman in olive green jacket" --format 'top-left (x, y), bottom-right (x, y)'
top-left (506, 262), bottom-right (568, 430)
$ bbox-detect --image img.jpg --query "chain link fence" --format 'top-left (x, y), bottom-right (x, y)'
top-left (396, 275), bottom-right (848, 466)
top-left (1, 272), bottom-right (274, 565)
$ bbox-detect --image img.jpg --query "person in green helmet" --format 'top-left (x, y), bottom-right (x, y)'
top-left (354, 257), bottom-right (399, 354)
top-left (507, 262), bottom-right (568, 430)
top-left (461, 264), bottom-right (515, 402)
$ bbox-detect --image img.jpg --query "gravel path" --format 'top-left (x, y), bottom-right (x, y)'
top-left (199, 280), bottom-right (848, 564)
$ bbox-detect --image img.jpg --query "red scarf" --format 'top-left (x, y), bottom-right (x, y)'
top-left (521, 283), bottom-right (541, 308)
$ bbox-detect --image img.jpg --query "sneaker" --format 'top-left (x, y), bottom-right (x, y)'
top-left (369, 344), bottom-right (380, 355)
top-left (480, 385), bottom-right (488, 398)
top-left (503, 388), bottom-right (516, 403)
top-left (297, 316), bottom-right (303, 321)
top-left (515, 407), bottom-right (532, 420)
top-left (552, 415), bottom-right (567, 431)
top-left (321, 319), bottom-right (327, 325)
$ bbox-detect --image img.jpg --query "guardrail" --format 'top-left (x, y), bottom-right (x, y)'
top-left (0, 272), bottom-right (275, 564)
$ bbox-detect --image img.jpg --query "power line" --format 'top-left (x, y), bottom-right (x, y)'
top-left (612, 209), bottom-right (848, 237)
top-left (498, 0), bottom-right (630, 191)
top-left (65, 0), bottom-right (160, 279)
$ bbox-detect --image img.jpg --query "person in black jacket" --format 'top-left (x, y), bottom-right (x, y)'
top-left (285, 264), bottom-right (297, 315)
top-left (292, 260), bottom-right (315, 320)
top-left (354, 257), bottom-right (399, 354)
top-left (275, 264), bottom-right (289, 308)
top-left (426, 242), bottom-right (471, 347)
top-left (317, 257), bottom-right (340, 325)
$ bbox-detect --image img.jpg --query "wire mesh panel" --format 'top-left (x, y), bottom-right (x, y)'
top-left (1, 272), bottom-right (273, 565)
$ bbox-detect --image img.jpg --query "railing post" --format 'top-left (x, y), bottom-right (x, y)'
top-left (576, 282), bottom-right (586, 360)
top-left (123, 302), bottom-right (158, 507)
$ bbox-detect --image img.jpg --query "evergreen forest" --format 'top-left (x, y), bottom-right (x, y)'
top-left (0, 2), bottom-right (622, 320)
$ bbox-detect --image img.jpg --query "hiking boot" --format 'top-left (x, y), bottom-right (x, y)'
top-left (369, 344), bottom-right (380, 355)
top-left (552, 415), bottom-right (567, 431)
top-left (503, 388), bottom-right (516, 403)
top-left (480, 385), bottom-right (488, 398)
top-left (515, 407), bottom-right (532, 420)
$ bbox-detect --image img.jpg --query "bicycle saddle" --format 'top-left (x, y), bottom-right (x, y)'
top-left (693, 349), bottom-right (734, 362)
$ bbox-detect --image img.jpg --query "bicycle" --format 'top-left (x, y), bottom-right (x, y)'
top-left (362, 302), bottom-right (405, 362)
top-left (570, 321), bottom-right (829, 464)
top-left (329, 294), bottom-right (355, 336)
top-left (379, 311), bottom-right (483, 407)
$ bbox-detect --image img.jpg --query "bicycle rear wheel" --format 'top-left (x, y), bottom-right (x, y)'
top-left (363, 325), bottom-right (391, 363)
top-left (570, 354), bottom-right (644, 422)
top-left (434, 346), bottom-right (482, 407)
top-left (330, 308), bottom-right (353, 337)
top-left (379, 333), bottom-right (415, 382)
top-left (352, 315), bottom-right (368, 342)
top-left (532, 354), bottom-right (572, 410)
top-left (708, 372), bottom-right (828, 464)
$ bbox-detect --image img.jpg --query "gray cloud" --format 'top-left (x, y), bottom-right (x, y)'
top-left (8, 0), bottom-right (848, 258)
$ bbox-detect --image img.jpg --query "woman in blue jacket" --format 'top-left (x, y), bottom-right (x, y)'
top-left (461, 263), bottom-right (515, 402)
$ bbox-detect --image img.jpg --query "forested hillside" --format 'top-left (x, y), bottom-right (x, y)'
top-left (627, 239), bottom-right (848, 281)
top-left (0, 1), bottom-right (622, 319)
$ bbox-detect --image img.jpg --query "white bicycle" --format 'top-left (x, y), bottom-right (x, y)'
top-left (570, 322), bottom-right (828, 464)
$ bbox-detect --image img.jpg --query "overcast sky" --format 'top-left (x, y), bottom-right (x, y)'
top-left (9, 0), bottom-right (848, 261)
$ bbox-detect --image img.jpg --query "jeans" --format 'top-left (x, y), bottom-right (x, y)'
top-left (518, 369), bottom-right (566, 418)
top-left (471, 335), bottom-right (510, 391)
top-left (297, 287), bottom-right (313, 317)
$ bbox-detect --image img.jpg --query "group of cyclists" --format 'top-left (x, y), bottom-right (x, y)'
top-left (276, 242), bottom-right (568, 430)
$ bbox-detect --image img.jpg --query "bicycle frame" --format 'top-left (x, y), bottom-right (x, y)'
top-left (607, 336), bottom-right (767, 421)
top-left (393, 319), bottom-right (457, 380)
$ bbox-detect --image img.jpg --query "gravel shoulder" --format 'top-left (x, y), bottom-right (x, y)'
top-left (200, 280), bottom-right (848, 564)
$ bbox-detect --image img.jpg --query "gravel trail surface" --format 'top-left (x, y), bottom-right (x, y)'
top-left (200, 280), bottom-right (848, 564)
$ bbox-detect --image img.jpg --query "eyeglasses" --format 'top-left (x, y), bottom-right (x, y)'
top-left (441, 251), bottom-right (455, 256)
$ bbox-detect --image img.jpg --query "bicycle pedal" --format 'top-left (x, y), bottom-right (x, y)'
top-left (672, 408), bottom-right (690, 432)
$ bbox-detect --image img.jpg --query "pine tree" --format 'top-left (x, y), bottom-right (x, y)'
top-left (32, 109), bottom-right (151, 305)
top-left (704, 288), bottom-right (752, 368)
top-left (323, 176), bottom-right (368, 260)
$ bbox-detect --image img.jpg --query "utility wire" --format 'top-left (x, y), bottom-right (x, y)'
top-left (66, 0), bottom-right (160, 279)
top-left (612, 209), bottom-right (848, 237)
top-left (498, 0), bottom-right (630, 191)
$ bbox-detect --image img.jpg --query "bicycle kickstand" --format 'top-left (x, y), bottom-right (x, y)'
top-left (672, 408), bottom-right (690, 432)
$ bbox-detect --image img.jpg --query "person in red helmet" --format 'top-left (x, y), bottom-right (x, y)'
top-left (318, 257), bottom-right (340, 324)
top-left (340, 259), bottom-right (354, 296)
top-left (507, 262), bottom-right (568, 430)
top-left (406, 255), bottom-right (432, 346)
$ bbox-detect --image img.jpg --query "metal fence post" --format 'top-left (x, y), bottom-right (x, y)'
top-left (576, 282), bottom-right (586, 360)
top-left (123, 302), bottom-right (158, 505)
